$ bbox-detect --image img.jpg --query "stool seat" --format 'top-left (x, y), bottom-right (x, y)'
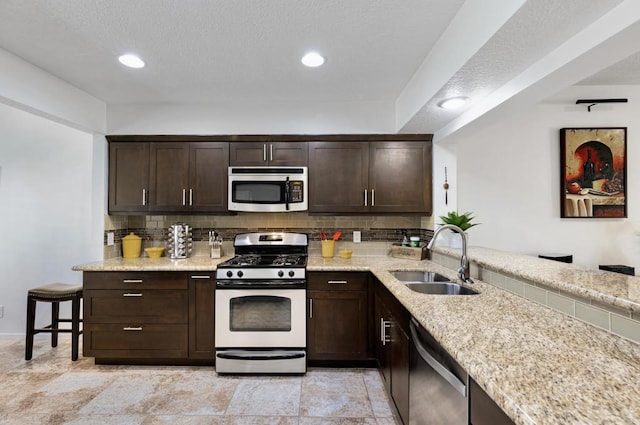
top-left (28, 283), bottom-right (83, 299)
top-left (26, 283), bottom-right (83, 361)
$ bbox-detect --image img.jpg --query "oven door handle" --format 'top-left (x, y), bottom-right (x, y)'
top-left (216, 350), bottom-right (306, 361)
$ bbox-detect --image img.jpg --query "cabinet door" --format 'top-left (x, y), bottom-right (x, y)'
top-left (308, 141), bottom-right (369, 213)
top-left (391, 321), bottom-right (410, 425)
top-left (307, 290), bottom-right (368, 361)
top-left (470, 378), bottom-right (515, 425)
top-left (149, 143), bottom-right (190, 212)
top-left (189, 142), bottom-right (229, 212)
top-left (188, 274), bottom-right (215, 359)
top-left (108, 142), bottom-right (149, 213)
top-left (369, 141), bottom-right (432, 214)
top-left (229, 141), bottom-right (269, 166)
top-left (374, 290), bottom-right (391, 391)
top-left (269, 142), bottom-right (308, 166)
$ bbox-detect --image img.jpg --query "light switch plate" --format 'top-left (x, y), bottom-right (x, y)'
top-left (107, 232), bottom-right (115, 246)
top-left (353, 231), bottom-right (361, 243)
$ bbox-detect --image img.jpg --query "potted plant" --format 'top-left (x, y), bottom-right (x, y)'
top-left (437, 211), bottom-right (479, 248)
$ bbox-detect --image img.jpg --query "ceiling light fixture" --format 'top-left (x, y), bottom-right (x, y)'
top-left (438, 97), bottom-right (468, 110)
top-left (118, 54), bottom-right (145, 69)
top-left (301, 52), bottom-right (325, 67)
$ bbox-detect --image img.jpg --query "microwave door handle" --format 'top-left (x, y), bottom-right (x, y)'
top-left (285, 177), bottom-right (290, 210)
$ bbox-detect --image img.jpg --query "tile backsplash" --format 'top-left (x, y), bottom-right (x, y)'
top-left (104, 213), bottom-right (433, 259)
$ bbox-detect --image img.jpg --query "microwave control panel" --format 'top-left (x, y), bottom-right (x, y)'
top-left (290, 181), bottom-right (304, 203)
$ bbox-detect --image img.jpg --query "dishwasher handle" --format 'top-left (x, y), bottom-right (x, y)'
top-left (410, 318), bottom-right (467, 397)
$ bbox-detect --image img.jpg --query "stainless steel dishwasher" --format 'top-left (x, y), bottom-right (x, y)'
top-left (409, 318), bottom-right (468, 425)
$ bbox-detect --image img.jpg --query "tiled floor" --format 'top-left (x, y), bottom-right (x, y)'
top-left (0, 336), bottom-right (399, 425)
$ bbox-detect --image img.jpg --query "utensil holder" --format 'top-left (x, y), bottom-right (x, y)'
top-left (321, 240), bottom-right (335, 258)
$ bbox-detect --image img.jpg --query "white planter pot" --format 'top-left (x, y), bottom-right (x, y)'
top-left (448, 232), bottom-right (466, 249)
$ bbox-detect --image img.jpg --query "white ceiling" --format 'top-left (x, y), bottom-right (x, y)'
top-left (1, 0), bottom-right (640, 137)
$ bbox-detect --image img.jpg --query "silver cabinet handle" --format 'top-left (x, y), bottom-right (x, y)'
top-left (309, 299), bottom-right (313, 319)
top-left (372, 189), bottom-right (375, 206)
top-left (123, 327), bottom-right (142, 331)
top-left (328, 280), bottom-right (347, 284)
top-left (123, 293), bottom-right (142, 297)
top-left (269, 144), bottom-right (273, 161)
top-left (381, 318), bottom-right (391, 345)
top-left (182, 189), bottom-right (187, 206)
top-left (364, 189), bottom-right (368, 206)
top-left (191, 275), bottom-right (211, 279)
top-left (142, 189), bottom-right (147, 206)
top-left (263, 144), bottom-right (267, 161)
top-left (189, 189), bottom-right (193, 206)
top-left (123, 279), bottom-right (143, 283)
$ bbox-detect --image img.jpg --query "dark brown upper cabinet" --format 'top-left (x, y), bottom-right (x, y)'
top-left (308, 140), bottom-right (432, 214)
top-left (149, 142), bottom-right (228, 213)
top-left (108, 142), bottom-right (150, 213)
top-left (107, 137), bottom-right (228, 214)
top-left (229, 141), bottom-right (308, 166)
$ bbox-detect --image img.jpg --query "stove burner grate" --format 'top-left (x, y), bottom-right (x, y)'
top-left (228, 254), bottom-right (261, 266)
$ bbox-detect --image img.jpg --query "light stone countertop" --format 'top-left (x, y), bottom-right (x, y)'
top-left (444, 246), bottom-right (640, 315)
top-left (73, 253), bottom-right (640, 425)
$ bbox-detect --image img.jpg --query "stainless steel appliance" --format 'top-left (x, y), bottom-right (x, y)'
top-left (409, 318), bottom-right (468, 425)
top-left (228, 166), bottom-right (308, 212)
top-left (167, 223), bottom-right (193, 259)
top-left (215, 232), bottom-right (308, 374)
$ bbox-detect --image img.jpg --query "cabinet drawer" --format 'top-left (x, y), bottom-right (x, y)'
top-left (84, 289), bottom-right (188, 324)
top-left (83, 271), bottom-right (188, 290)
top-left (308, 272), bottom-right (368, 291)
top-left (83, 324), bottom-right (188, 358)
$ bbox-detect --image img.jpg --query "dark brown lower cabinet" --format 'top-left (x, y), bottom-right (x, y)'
top-left (307, 272), bottom-right (369, 362)
top-left (83, 271), bottom-right (190, 361)
top-left (470, 378), bottom-right (515, 425)
top-left (188, 273), bottom-right (215, 360)
top-left (374, 278), bottom-right (410, 425)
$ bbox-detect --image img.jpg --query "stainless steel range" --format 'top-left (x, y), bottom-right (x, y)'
top-left (215, 232), bottom-right (308, 374)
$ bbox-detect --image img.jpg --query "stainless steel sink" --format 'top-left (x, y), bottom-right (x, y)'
top-left (404, 282), bottom-right (478, 295)
top-left (391, 271), bottom-right (479, 295)
top-left (391, 271), bottom-right (451, 283)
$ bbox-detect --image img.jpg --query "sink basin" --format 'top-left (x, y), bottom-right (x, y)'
top-left (391, 271), bottom-right (478, 295)
top-left (391, 271), bottom-right (452, 283)
top-left (404, 282), bottom-right (478, 295)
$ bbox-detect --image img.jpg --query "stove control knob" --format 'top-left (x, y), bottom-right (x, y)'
top-left (278, 270), bottom-right (284, 278)
top-left (226, 270), bottom-right (233, 278)
top-left (288, 270), bottom-right (295, 277)
top-left (237, 270), bottom-right (244, 278)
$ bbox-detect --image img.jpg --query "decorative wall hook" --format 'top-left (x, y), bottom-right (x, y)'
top-left (576, 98), bottom-right (628, 112)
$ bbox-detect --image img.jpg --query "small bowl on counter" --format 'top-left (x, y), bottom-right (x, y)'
top-left (144, 246), bottom-right (165, 259)
top-left (339, 249), bottom-right (353, 259)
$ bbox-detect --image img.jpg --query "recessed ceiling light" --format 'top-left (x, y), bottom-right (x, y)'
top-left (118, 54), bottom-right (145, 69)
top-left (301, 52), bottom-right (325, 67)
top-left (438, 97), bottom-right (468, 109)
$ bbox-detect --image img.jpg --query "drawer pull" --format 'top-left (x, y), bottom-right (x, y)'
top-left (191, 275), bottom-right (211, 279)
top-left (123, 279), bottom-right (143, 283)
top-left (123, 293), bottom-right (142, 297)
top-left (123, 327), bottom-right (142, 331)
top-left (328, 280), bottom-right (348, 284)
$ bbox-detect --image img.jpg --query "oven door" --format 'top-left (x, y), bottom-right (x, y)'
top-left (228, 167), bottom-right (307, 212)
top-left (215, 288), bottom-right (306, 348)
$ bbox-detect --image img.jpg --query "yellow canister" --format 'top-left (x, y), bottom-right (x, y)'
top-left (122, 232), bottom-right (142, 258)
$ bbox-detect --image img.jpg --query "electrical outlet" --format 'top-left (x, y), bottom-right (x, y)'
top-left (107, 232), bottom-right (115, 246)
top-left (0, 305), bottom-right (4, 319)
top-left (353, 231), bottom-right (361, 243)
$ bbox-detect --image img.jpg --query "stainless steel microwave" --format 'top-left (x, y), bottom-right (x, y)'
top-left (228, 167), bottom-right (308, 212)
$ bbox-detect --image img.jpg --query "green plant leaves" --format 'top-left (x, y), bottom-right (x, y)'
top-left (437, 211), bottom-right (479, 231)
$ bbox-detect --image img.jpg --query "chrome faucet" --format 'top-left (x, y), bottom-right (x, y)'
top-left (427, 224), bottom-right (474, 284)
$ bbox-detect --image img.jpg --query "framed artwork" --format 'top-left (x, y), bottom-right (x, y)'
top-left (560, 127), bottom-right (627, 218)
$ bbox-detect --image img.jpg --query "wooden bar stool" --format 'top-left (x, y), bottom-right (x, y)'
top-left (25, 283), bottom-right (83, 361)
